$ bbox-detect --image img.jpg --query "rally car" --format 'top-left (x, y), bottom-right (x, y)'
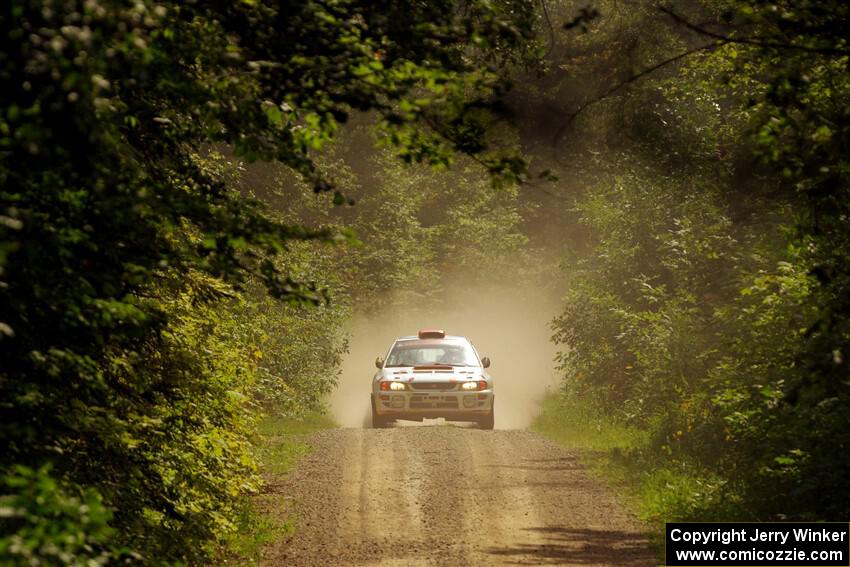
top-left (370, 329), bottom-right (494, 429)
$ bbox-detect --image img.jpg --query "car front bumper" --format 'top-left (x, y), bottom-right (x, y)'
top-left (372, 390), bottom-right (494, 420)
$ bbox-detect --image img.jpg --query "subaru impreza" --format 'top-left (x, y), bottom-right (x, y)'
top-left (370, 329), bottom-right (494, 429)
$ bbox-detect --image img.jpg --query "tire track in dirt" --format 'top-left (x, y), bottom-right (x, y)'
top-left (264, 427), bottom-right (655, 567)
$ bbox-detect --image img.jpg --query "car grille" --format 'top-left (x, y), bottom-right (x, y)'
top-left (410, 382), bottom-right (456, 391)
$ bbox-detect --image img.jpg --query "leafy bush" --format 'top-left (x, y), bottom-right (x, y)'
top-left (0, 465), bottom-right (118, 566)
top-left (0, 0), bottom-right (536, 562)
top-left (550, 0), bottom-right (850, 521)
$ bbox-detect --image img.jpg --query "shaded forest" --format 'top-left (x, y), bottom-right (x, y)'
top-left (1, 0), bottom-right (849, 564)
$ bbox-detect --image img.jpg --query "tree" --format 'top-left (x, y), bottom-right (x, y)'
top-left (0, 0), bottom-right (536, 562)
top-left (545, 0), bottom-right (850, 520)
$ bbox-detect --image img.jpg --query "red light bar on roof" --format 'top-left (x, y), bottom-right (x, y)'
top-left (418, 329), bottom-right (445, 339)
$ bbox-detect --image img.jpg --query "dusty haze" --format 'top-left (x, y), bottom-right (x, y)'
top-left (330, 285), bottom-right (560, 429)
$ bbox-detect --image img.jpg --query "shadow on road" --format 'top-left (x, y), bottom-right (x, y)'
top-left (486, 526), bottom-right (655, 566)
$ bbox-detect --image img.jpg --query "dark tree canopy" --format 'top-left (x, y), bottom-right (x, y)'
top-left (0, 0), bottom-right (535, 562)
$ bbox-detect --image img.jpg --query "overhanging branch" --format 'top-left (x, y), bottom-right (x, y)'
top-left (552, 39), bottom-right (726, 146)
top-left (659, 5), bottom-right (850, 57)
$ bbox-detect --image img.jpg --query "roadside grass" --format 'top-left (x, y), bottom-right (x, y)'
top-left (219, 411), bottom-right (336, 566)
top-left (532, 393), bottom-right (739, 558)
top-left (532, 393), bottom-right (648, 453)
top-left (255, 412), bottom-right (337, 437)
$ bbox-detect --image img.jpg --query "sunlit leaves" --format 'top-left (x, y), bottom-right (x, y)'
top-left (0, 0), bottom-right (536, 563)
top-left (552, 0), bottom-right (850, 521)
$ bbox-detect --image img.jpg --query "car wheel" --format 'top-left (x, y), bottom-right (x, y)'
top-left (371, 397), bottom-right (392, 428)
top-left (478, 402), bottom-right (495, 430)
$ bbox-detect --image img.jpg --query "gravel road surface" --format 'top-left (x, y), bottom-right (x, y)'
top-left (263, 425), bottom-right (655, 566)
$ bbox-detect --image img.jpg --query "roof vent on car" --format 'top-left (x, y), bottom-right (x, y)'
top-left (418, 329), bottom-right (446, 339)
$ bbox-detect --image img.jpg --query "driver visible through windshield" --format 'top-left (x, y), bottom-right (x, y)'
top-left (385, 340), bottom-right (480, 367)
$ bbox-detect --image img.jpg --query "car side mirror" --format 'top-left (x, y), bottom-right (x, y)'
top-left (375, 356), bottom-right (384, 369)
top-left (481, 357), bottom-right (490, 369)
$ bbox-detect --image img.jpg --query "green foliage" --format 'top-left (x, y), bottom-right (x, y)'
top-left (235, 245), bottom-right (350, 417)
top-left (253, 413), bottom-right (336, 476)
top-left (534, 391), bottom-right (743, 528)
top-left (532, 393), bottom-right (647, 452)
top-left (257, 121), bottom-right (534, 312)
top-left (217, 501), bottom-right (293, 567)
top-left (549, 0), bottom-right (850, 522)
top-left (0, 465), bottom-right (119, 566)
top-left (0, 0), bottom-right (537, 563)
top-left (254, 412), bottom-right (337, 438)
top-left (218, 412), bottom-right (335, 567)
top-left (343, 154), bottom-right (532, 310)
top-left (553, 154), bottom-right (746, 420)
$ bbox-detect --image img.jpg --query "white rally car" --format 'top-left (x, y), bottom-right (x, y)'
top-left (370, 329), bottom-right (494, 429)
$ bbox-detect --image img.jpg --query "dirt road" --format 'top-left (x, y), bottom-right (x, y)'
top-left (263, 425), bottom-right (655, 566)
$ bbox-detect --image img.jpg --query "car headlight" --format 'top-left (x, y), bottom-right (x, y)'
top-left (380, 381), bottom-right (407, 391)
top-left (461, 380), bottom-right (487, 391)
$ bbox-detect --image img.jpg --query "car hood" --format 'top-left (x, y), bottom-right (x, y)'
top-left (377, 366), bottom-right (488, 382)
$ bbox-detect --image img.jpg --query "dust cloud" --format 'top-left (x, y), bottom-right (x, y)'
top-left (329, 286), bottom-right (561, 429)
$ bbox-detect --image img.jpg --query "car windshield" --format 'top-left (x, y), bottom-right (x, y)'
top-left (385, 340), bottom-right (479, 367)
